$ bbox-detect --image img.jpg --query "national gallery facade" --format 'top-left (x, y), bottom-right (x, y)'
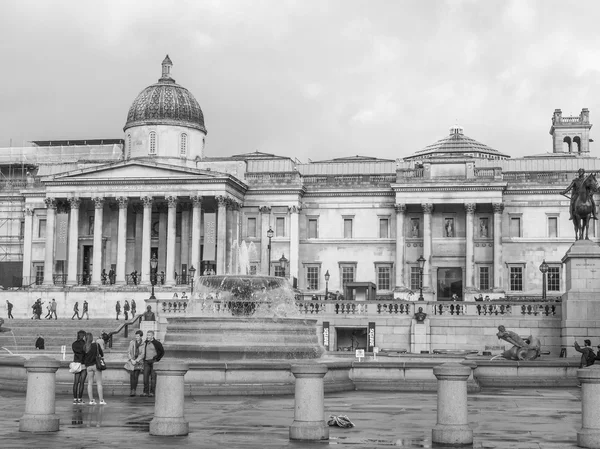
top-left (1, 56), bottom-right (599, 304)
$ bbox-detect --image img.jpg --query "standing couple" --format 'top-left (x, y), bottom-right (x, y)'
top-left (71, 330), bottom-right (106, 405)
top-left (126, 330), bottom-right (165, 397)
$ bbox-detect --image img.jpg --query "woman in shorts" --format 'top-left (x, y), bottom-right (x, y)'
top-left (71, 330), bottom-right (87, 404)
top-left (83, 332), bottom-right (106, 405)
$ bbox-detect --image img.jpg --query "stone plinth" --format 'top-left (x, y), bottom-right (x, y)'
top-left (19, 356), bottom-right (61, 432)
top-left (561, 240), bottom-right (600, 349)
top-left (432, 363), bottom-right (473, 446)
top-left (577, 366), bottom-right (600, 448)
top-left (149, 361), bottom-right (189, 436)
top-left (410, 318), bottom-right (430, 354)
top-left (289, 363), bottom-right (329, 441)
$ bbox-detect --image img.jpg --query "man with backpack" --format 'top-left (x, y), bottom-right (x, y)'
top-left (574, 339), bottom-right (596, 368)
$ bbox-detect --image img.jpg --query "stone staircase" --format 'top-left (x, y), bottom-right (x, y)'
top-left (0, 318), bottom-right (139, 355)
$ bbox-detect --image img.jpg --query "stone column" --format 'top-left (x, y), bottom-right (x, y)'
top-left (91, 197), bottom-right (104, 286)
top-left (259, 206), bottom-right (271, 275)
top-left (66, 198), bottom-right (80, 285)
top-left (19, 356), bottom-right (61, 432)
top-left (226, 200), bottom-right (233, 274)
top-left (422, 203), bottom-right (433, 291)
top-left (166, 196), bottom-right (178, 286)
top-left (232, 202), bottom-right (241, 274)
top-left (289, 205), bottom-right (300, 281)
top-left (289, 364), bottom-right (329, 441)
top-left (141, 196), bottom-right (153, 285)
top-left (492, 203), bottom-right (504, 290)
top-left (465, 203), bottom-right (476, 290)
top-left (432, 363), bottom-right (473, 446)
top-left (394, 204), bottom-right (406, 291)
top-left (216, 196), bottom-right (227, 275)
top-left (42, 198), bottom-right (56, 286)
top-left (149, 361), bottom-right (189, 436)
top-left (181, 204), bottom-right (190, 272)
top-left (577, 366), bottom-right (600, 448)
top-left (22, 206), bottom-right (34, 281)
top-left (115, 197), bottom-right (128, 285)
top-left (191, 196), bottom-right (202, 274)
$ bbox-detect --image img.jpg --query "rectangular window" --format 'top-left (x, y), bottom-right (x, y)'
top-left (509, 266), bottom-right (523, 291)
top-left (38, 219), bottom-right (46, 238)
top-left (509, 217), bottom-right (521, 237)
top-left (274, 266), bottom-right (285, 277)
top-left (379, 218), bottom-right (389, 238)
top-left (247, 217), bottom-right (257, 238)
top-left (547, 266), bottom-right (560, 291)
top-left (276, 217), bottom-right (285, 237)
top-left (306, 266), bottom-right (319, 290)
top-left (377, 266), bottom-right (391, 290)
top-left (548, 217), bottom-right (558, 238)
top-left (479, 266), bottom-right (490, 290)
top-left (249, 265), bottom-right (257, 275)
top-left (308, 218), bottom-right (318, 239)
top-left (341, 266), bottom-right (355, 287)
top-left (343, 219), bottom-right (353, 238)
top-left (35, 264), bottom-right (44, 285)
top-left (20, 220), bottom-right (25, 239)
top-left (410, 267), bottom-right (422, 290)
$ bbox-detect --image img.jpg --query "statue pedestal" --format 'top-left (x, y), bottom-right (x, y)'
top-left (561, 240), bottom-right (600, 350)
top-left (410, 319), bottom-right (430, 354)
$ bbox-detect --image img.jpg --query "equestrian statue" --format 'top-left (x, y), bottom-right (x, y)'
top-left (561, 168), bottom-right (599, 241)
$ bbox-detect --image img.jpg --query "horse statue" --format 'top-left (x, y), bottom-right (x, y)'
top-left (563, 170), bottom-right (599, 241)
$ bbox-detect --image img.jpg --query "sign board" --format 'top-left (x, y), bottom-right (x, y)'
top-left (368, 322), bottom-right (376, 352)
top-left (355, 349), bottom-right (365, 361)
top-left (203, 213), bottom-right (216, 260)
top-left (322, 321), bottom-right (330, 350)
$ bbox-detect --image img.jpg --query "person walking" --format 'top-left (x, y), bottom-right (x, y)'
top-left (131, 299), bottom-right (136, 317)
top-left (6, 300), bottom-right (13, 319)
top-left (72, 330), bottom-right (87, 404)
top-left (115, 301), bottom-right (121, 320)
top-left (44, 302), bottom-right (52, 319)
top-left (127, 330), bottom-right (144, 396)
top-left (83, 332), bottom-right (106, 405)
top-left (123, 300), bottom-right (130, 321)
top-left (72, 301), bottom-right (80, 320)
top-left (141, 330), bottom-right (164, 397)
top-left (50, 298), bottom-right (58, 320)
top-left (81, 300), bottom-right (89, 320)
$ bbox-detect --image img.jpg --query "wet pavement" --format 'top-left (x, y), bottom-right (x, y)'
top-left (0, 388), bottom-right (583, 448)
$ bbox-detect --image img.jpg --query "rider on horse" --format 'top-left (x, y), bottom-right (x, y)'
top-left (563, 168), bottom-right (598, 221)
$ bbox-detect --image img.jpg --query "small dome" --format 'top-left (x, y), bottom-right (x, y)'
top-left (123, 56), bottom-right (206, 133)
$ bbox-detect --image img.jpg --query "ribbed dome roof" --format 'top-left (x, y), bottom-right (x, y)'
top-left (123, 56), bottom-right (206, 133)
top-left (406, 125), bottom-right (509, 160)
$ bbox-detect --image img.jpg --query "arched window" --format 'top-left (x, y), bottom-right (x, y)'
top-left (573, 136), bottom-right (581, 153)
top-left (563, 136), bottom-right (572, 153)
top-left (149, 132), bottom-right (157, 155)
top-left (180, 133), bottom-right (188, 157)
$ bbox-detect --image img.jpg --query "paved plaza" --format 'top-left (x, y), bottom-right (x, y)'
top-left (0, 387), bottom-right (584, 449)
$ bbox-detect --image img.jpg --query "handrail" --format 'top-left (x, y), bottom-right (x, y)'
top-left (107, 314), bottom-right (143, 348)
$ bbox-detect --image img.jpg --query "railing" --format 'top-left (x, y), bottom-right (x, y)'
top-left (175, 274), bottom-right (192, 286)
top-left (126, 274), bottom-right (140, 286)
top-left (106, 314), bottom-right (143, 348)
top-left (397, 168), bottom-right (424, 179)
top-left (473, 168), bottom-right (497, 178)
top-left (302, 174), bottom-right (397, 186)
top-left (77, 274), bottom-right (91, 285)
top-left (12, 276), bottom-right (41, 289)
top-left (502, 171), bottom-right (572, 183)
top-left (161, 299), bottom-right (189, 314)
top-left (52, 274), bottom-right (67, 286)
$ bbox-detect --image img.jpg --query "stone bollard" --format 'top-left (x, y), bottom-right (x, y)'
top-left (577, 366), bottom-right (600, 448)
top-left (289, 363), bottom-right (329, 441)
top-left (19, 356), bottom-right (61, 432)
top-left (149, 361), bottom-right (189, 436)
top-left (432, 363), bottom-right (473, 446)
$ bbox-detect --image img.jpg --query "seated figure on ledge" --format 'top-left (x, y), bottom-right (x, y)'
top-left (496, 325), bottom-right (541, 361)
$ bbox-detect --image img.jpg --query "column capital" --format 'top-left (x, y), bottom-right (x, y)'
top-left (92, 197), bottom-right (104, 209)
top-left (142, 196), bottom-right (153, 209)
top-left (44, 198), bottom-right (56, 209)
top-left (116, 196), bottom-right (129, 209)
top-left (464, 203), bottom-right (476, 214)
top-left (216, 195), bottom-right (228, 207)
top-left (24, 206), bottom-right (34, 216)
top-left (191, 195), bottom-right (203, 207)
top-left (288, 205), bottom-right (301, 214)
top-left (67, 197), bottom-right (81, 210)
top-left (421, 203), bottom-right (434, 214)
top-left (228, 199), bottom-right (241, 211)
top-left (492, 203), bottom-right (504, 214)
top-left (258, 205), bottom-right (271, 214)
top-left (395, 203), bottom-right (406, 213)
top-left (166, 196), bottom-right (178, 209)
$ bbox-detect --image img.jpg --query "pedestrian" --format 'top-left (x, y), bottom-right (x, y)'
top-left (160, 271), bottom-right (165, 284)
top-left (101, 269), bottom-right (107, 285)
top-left (72, 301), bottom-right (80, 320)
top-left (44, 302), bottom-right (52, 319)
top-left (141, 330), bottom-right (164, 397)
top-left (131, 299), bottom-right (136, 317)
top-left (127, 330), bottom-right (144, 396)
top-left (108, 268), bottom-right (115, 285)
top-left (6, 300), bottom-right (13, 319)
top-left (81, 300), bottom-right (89, 320)
top-left (124, 300), bottom-right (130, 321)
top-left (115, 301), bottom-right (121, 320)
top-left (83, 332), bottom-right (106, 405)
top-left (35, 334), bottom-right (45, 350)
top-left (50, 298), bottom-right (58, 320)
top-left (71, 329), bottom-right (87, 404)
top-left (575, 339), bottom-right (596, 368)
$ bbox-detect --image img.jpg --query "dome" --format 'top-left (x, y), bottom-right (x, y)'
top-left (123, 55), bottom-right (207, 133)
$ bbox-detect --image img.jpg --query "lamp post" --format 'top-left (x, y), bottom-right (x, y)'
top-left (150, 255), bottom-right (158, 300)
top-left (267, 226), bottom-right (274, 276)
top-left (279, 254), bottom-right (288, 277)
top-left (188, 265), bottom-right (196, 295)
top-left (417, 255), bottom-right (426, 301)
top-left (539, 259), bottom-right (549, 300)
top-left (324, 270), bottom-right (330, 300)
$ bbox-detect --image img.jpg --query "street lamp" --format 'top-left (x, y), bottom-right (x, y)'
top-left (279, 254), bottom-right (288, 277)
top-left (324, 270), bottom-right (330, 300)
top-left (539, 259), bottom-right (549, 300)
top-left (267, 226), bottom-right (274, 276)
top-left (188, 265), bottom-right (196, 295)
top-left (417, 255), bottom-right (426, 301)
top-left (150, 255), bottom-right (158, 300)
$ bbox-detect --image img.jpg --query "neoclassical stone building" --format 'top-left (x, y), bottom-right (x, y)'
top-left (0, 56), bottom-right (598, 308)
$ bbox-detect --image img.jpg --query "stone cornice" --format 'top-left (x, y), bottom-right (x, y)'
top-left (303, 191), bottom-right (395, 198)
top-left (392, 185), bottom-right (506, 193)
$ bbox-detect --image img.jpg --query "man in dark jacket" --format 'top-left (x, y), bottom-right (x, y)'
top-left (35, 334), bottom-right (45, 350)
top-left (575, 339), bottom-right (596, 368)
top-left (141, 330), bottom-right (164, 397)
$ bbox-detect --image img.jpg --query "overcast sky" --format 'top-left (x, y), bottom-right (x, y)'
top-left (1, 0), bottom-right (599, 162)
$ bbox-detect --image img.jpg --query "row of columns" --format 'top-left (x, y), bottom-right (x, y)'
top-left (394, 202), bottom-right (504, 292)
